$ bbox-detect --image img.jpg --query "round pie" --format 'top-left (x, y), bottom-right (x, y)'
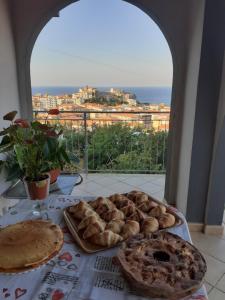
top-left (117, 232), bottom-right (206, 299)
top-left (0, 220), bottom-right (63, 273)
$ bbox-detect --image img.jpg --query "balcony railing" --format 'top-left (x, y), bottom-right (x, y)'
top-left (33, 110), bottom-right (170, 175)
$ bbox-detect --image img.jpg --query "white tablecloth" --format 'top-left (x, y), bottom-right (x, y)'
top-left (0, 196), bottom-right (208, 300)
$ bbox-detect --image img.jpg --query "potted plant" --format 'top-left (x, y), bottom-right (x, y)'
top-left (0, 110), bottom-right (77, 194)
top-left (0, 111), bottom-right (55, 199)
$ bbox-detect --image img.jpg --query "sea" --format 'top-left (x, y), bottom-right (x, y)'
top-left (32, 86), bottom-right (171, 105)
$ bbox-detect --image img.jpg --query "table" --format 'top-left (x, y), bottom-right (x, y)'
top-left (2, 174), bottom-right (83, 199)
top-left (0, 196), bottom-right (208, 300)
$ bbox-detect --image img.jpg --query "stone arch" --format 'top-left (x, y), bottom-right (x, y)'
top-left (22, 0), bottom-right (175, 202)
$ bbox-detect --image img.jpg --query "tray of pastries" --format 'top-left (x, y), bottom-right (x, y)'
top-left (64, 190), bottom-right (183, 253)
top-left (116, 232), bottom-right (207, 299)
top-left (0, 220), bottom-right (64, 274)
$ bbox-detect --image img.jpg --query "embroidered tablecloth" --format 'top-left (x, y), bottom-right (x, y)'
top-left (0, 196), bottom-right (208, 300)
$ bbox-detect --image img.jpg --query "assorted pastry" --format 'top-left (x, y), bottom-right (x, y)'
top-left (67, 190), bottom-right (180, 248)
top-left (116, 232), bottom-right (207, 299)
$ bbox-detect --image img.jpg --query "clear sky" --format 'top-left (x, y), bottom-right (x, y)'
top-left (31, 0), bottom-right (173, 87)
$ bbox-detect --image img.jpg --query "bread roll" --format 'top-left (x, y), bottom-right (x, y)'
top-left (135, 193), bottom-right (149, 206)
top-left (121, 220), bottom-right (140, 240)
top-left (158, 213), bottom-right (175, 229)
top-left (106, 219), bottom-right (125, 234)
top-left (149, 204), bottom-right (166, 217)
top-left (137, 200), bottom-right (152, 212)
top-left (142, 217), bottom-right (159, 234)
top-left (120, 204), bottom-right (136, 216)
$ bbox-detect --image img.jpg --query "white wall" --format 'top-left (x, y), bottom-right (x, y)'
top-left (0, 0), bottom-right (20, 194)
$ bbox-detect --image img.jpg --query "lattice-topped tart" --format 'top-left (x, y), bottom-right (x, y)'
top-left (0, 220), bottom-right (63, 273)
top-left (116, 232), bottom-right (206, 299)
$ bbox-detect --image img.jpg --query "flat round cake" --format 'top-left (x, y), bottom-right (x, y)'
top-left (0, 220), bottom-right (63, 273)
top-left (117, 232), bottom-right (206, 299)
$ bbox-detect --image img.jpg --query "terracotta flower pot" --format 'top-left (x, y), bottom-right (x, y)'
top-left (24, 174), bottom-right (50, 200)
top-left (49, 168), bottom-right (61, 184)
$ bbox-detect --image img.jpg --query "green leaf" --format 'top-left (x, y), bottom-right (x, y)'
top-left (3, 111), bottom-right (17, 121)
top-left (0, 143), bottom-right (13, 153)
top-left (60, 147), bottom-right (70, 163)
top-left (0, 129), bottom-right (8, 136)
top-left (43, 141), bottom-right (50, 158)
top-left (14, 145), bottom-right (24, 170)
top-left (47, 137), bottom-right (57, 152)
top-left (0, 135), bottom-right (11, 148)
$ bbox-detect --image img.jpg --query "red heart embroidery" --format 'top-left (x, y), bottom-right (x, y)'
top-left (59, 252), bottom-right (72, 262)
top-left (52, 290), bottom-right (65, 300)
top-left (15, 288), bottom-right (27, 299)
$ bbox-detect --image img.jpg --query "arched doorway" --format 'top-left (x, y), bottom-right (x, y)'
top-left (30, 0), bottom-right (173, 200)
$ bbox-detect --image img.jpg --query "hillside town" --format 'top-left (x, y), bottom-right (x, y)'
top-left (32, 86), bottom-right (170, 131)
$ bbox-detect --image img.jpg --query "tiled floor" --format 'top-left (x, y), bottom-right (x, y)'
top-left (71, 173), bottom-right (166, 200)
top-left (191, 217), bottom-right (225, 299)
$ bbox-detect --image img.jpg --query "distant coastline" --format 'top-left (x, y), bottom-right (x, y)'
top-left (32, 86), bottom-right (172, 105)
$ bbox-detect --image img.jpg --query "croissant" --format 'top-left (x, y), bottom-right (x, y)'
top-left (109, 193), bottom-right (122, 203)
top-left (126, 190), bottom-right (140, 201)
top-left (101, 208), bottom-right (125, 222)
top-left (90, 230), bottom-right (123, 247)
top-left (78, 214), bottom-right (102, 231)
top-left (115, 198), bottom-right (133, 209)
top-left (89, 197), bottom-right (113, 209)
top-left (142, 217), bottom-right (159, 234)
top-left (106, 219), bottom-right (125, 234)
top-left (83, 220), bottom-right (106, 239)
top-left (127, 208), bottom-right (146, 223)
top-left (137, 200), bottom-right (153, 212)
top-left (158, 213), bottom-right (175, 229)
top-left (95, 199), bottom-right (115, 215)
top-left (134, 193), bottom-right (149, 206)
top-left (69, 201), bottom-right (94, 220)
top-left (121, 220), bottom-right (140, 240)
top-left (149, 204), bottom-right (166, 217)
top-left (120, 204), bottom-right (136, 216)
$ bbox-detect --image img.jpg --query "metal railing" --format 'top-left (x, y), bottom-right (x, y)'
top-left (33, 110), bottom-right (170, 175)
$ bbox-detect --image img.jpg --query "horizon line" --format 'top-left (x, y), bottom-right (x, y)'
top-left (32, 85), bottom-right (172, 88)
